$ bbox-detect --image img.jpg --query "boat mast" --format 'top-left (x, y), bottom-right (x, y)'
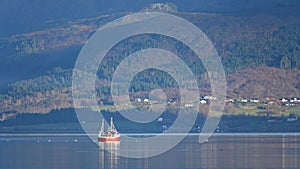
top-left (110, 117), bottom-right (113, 130)
top-left (100, 119), bottom-right (104, 133)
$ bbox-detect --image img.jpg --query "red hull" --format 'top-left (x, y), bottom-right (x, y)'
top-left (98, 136), bottom-right (120, 142)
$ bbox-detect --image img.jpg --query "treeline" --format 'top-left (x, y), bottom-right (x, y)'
top-left (221, 24), bottom-right (300, 73)
top-left (1, 24), bottom-right (300, 102)
top-left (6, 67), bottom-right (72, 99)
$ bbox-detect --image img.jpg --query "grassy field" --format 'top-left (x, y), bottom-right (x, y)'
top-left (225, 102), bottom-right (300, 117)
top-left (1, 102), bottom-right (300, 134)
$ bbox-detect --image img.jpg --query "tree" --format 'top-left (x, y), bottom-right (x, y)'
top-left (280, 55), bottom-right (291, 70)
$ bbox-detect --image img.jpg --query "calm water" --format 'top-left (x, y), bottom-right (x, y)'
top-left (0, 134), bottom-right (300, 169)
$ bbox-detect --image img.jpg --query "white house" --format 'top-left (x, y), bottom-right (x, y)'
top-left (290, 98), bottom-right (300, 103)
top-left (281, 98), bottom-right (289, 103)
top-left (241, 99), bottom-right (248, 103)
top-left (250, 99), bottom-right (260, 103)
top-left (199, 100), bottom-right (207, 104)
top-left (204, 95), bottom-right (217, 100)
top-left (184, 103), bottom-right (194, 107)
top-left (224, 98), bottom-right (234, 103)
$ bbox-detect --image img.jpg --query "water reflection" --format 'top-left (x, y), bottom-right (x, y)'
top-left (98, 142), bottom-right (120, 169)
top-left (198, 135), bottom-right (300, 169)
top-left (0, 135), bottom-right (299, 169)
top-left (95, 135), bottom-right (300, 168)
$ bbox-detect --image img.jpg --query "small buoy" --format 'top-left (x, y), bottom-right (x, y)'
top-left (48, 139), bottom-right (51, 142)
top-left (74, 139), bottom-right (78, 142)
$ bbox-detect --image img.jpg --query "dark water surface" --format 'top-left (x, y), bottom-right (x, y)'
top-left (0, 134), bottom-right (299, 169)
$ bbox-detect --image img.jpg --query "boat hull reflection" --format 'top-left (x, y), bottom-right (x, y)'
top-left (99, 142), bottom-right (120, 169)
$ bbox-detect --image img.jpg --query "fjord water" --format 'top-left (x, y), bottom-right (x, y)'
top-left (0, 134), bottom-right (300, 169)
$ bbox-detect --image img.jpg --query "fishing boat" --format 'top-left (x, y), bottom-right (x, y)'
top-left (98, 117), bottom-right (120, 142)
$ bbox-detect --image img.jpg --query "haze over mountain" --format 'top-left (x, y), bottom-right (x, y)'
top-left (1, 0), bottom-right (300, 36)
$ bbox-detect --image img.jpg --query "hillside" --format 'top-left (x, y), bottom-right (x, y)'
top-left (1, 12), bottom-right (300, 89)
top-left (0, 2), bottom-right (300, 119)
top-left (1, 66), bottom-right (300, 117)
top-left (227, 66), bottom-right (300, 98)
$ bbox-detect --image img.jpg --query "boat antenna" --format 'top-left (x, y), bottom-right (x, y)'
top-left (110, 117), bottom-right (113, 130)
